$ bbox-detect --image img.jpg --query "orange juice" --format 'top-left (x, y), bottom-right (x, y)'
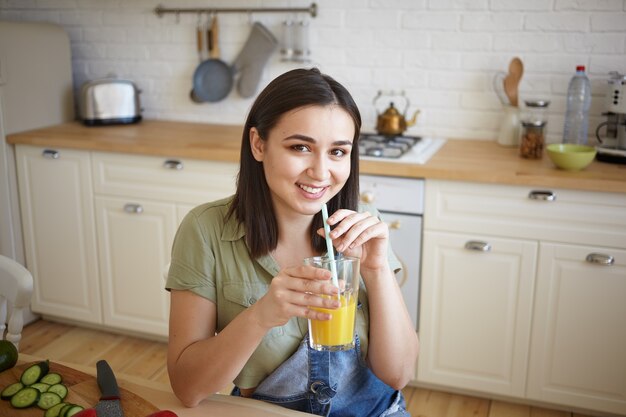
top-left (309, 293), bottom-right (357, 350)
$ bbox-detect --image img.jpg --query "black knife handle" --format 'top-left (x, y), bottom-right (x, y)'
top-left (96, 360), bottom-right (121, 399)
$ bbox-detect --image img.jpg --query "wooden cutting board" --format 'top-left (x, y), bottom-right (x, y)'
top-left (0, 361), bottom-right (158, 417)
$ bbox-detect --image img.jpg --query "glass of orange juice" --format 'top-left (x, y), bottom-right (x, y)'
top-left (304, 256), bottom-right (360, 351)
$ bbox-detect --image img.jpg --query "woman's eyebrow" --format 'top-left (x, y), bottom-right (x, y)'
top-left (283, 134), bottom-right (353, 146)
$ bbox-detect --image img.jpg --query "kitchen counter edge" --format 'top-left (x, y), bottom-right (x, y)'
top-left (7, 120), bottom-right (626, 194)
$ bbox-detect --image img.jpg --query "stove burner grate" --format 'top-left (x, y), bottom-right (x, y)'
top-left (359, 133), bottom-right (421, 158)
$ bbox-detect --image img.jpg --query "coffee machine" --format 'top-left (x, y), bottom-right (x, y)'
top-left (596, 71), bottom-right (626, 164)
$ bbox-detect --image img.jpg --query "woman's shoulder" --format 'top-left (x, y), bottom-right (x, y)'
top-left (178, 196), bottom-right (237, 238)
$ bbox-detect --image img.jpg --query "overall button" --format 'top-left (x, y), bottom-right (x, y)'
top-left (310, 381), bottom-right (335, 404)
top-left (248, 297), bottom-right (257, 305)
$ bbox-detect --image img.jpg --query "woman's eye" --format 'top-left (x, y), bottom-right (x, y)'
top-left (330, 148), bottom-right (348, 157)
top-left (292, 144), bottom-right (310, 152)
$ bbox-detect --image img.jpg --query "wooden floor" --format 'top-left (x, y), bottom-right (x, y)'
top-left (18, 319), bottom-right (595, 417)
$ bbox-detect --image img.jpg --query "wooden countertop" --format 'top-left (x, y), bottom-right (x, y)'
top-left (16, 354), bottom-right (310, 417)
top-left (7, 120), bottom-right (626, 193)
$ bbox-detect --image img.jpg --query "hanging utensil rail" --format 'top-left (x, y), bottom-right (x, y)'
top-left (154, 3), bottom-right (317, 18)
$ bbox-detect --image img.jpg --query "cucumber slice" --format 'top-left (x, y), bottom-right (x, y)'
top-left (9, 386), bottom-right (40, 408)
top-left (30, 382), bottom-right (51, 392)
top-left (48, 383), bottom-right (68, 400)
top-left (59, 403), bottom-right (73, 417)
top-left (44, 402), bottom-right (68, 417)
top-left (20, 360), bottom-right (50, 385)
top-left (40, 373), bottom-right (63, 385)
top-left (65, 405), bottom-right (85, 416)
top-left (1, 381), bottom-right (24, 400)
top-left (38, 391), bottom-right (63, 410)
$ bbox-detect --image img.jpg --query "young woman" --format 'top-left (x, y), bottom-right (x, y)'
top-left (166, 68), bottom-right (418, 416)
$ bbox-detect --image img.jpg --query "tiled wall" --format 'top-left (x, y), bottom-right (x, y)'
top-left (1, 0), bottom-right (625, 142)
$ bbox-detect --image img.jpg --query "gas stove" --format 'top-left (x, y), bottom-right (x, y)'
top-left (358, 132), bottom-right (446, 164)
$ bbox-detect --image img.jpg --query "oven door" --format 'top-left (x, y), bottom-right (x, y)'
top-left (378, 210), bottom-right (421, 331)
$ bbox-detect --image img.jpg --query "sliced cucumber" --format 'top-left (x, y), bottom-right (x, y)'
top-left (38, 391), bottom-right (63, 410)
top-left (1, 381), bottom-right (24, 400)
top-left (48, 383), bottom-right (68, 400)
top-left (20, 360), bottom-right (50, 385)
top-left (44, 402), bottom-right (68, 417)
top-left (65, 405), bottom-right (85, 416)
top-left (40, 372), bottom-right (63, 385)
top-left (30, 382), bottom-right (51, 392)
top-left (9, 386), bottom-right (40, 408)
top-left (59, 403), bottom-right (73, 417)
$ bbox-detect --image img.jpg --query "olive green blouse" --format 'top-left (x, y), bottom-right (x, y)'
top-left (166, 196), bottom-right (401, 389)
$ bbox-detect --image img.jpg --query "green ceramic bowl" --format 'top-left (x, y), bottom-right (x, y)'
top-left (546, 144), bottom-right (596, 171)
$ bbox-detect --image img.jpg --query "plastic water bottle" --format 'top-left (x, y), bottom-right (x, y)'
top-left (562, 65), bottom-right (592, 145)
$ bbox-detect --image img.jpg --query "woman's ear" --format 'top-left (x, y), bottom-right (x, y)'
top-left (249, 127), bottom-right (265, 162)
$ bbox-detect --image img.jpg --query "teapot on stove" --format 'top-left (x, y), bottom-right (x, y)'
top-left (374, 90), bottom-right (420, 136)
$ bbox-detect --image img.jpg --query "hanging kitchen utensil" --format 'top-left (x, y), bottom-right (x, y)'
top-left (191, 14), bottom-right (234, 103)
top-left (189, 15), bottom-right (207, 103)
top-left (232, 21), bottom-right (278, 98)
top-left (503, 57), bottom-right (523, 107)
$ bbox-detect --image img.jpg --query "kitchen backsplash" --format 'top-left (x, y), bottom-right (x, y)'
top-left (1, 0), bottom-right (625, 143)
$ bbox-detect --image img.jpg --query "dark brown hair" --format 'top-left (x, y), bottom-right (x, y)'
top-left (228, 67), bottom-right (361, 258)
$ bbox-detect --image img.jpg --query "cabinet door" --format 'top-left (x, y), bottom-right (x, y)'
top-left (527, 243), bottom-right (626, 415)
top-left (418, 231), bottom-right (537, 397)
top-left (95, 196), bottom-right (176, 337)
top-left (16, 145), bottom-right (101, 323)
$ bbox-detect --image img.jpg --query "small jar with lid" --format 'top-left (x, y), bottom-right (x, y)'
top-left (519, 99), bottom-right (550, 159)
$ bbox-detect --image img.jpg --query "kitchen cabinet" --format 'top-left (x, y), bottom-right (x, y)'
top-left (527, 242), bottom-right (626, 415)
top-left (419, 231), bottom-right (537, 397)
top-left (15, 145), bottom-right (238, 338)
top-left (91, 151), bottom-right (238, 337)
top-left (418, 180), bottom-right (626, 415)
top-left (15, 145), bottom-right (101, 324)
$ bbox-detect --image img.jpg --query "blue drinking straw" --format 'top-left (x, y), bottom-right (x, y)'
top-left (321, 203), bottom-right (339, 287)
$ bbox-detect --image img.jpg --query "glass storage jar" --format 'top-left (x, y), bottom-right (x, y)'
top-left (519, 120), bottom-right (546, 159)
top-left (519, 99), bottom-right (550, 159)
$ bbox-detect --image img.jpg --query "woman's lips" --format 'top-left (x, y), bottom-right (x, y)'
top-left (298, 183), bottom-right (328, 199)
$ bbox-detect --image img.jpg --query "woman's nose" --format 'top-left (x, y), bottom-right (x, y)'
top-left (306, 156), bottom-right (330, 180)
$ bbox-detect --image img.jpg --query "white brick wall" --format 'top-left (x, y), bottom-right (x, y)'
top-left (1, 0), bottom-right (625, 143)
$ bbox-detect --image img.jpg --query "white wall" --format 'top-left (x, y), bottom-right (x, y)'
top-left (1, 0), bottom-right (625, 143)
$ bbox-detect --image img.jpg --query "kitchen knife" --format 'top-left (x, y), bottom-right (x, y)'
top-left (95, 360), bottom-right (125, 417)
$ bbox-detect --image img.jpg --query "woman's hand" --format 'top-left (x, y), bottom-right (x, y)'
top-left (319, 209), bottom-right (389, 273)
top-left (252, 265), bottom-right (340, 330)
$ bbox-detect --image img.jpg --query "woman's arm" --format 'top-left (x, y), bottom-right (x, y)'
top-left (360, 263), bottom-right (419, 389)
top-left (167, 265), bottom-right (340, 407)
top-left (167, 290), bottom-right (268, 407)
top-left (323, 209), bottom-right (419, 389)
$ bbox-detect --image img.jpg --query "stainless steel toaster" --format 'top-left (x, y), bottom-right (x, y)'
top-left (79, 78), bottom-right (142, 125)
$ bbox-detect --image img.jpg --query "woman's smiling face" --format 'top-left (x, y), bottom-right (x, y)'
top-left (250, 104), bottom-right (355, 218)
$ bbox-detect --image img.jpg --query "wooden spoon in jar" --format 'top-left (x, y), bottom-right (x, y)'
top-left (504, 57), bottom-right (524, 107)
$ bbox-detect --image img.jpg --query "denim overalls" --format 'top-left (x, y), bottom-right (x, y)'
top-left (232, 334), bottom-right (410, 417)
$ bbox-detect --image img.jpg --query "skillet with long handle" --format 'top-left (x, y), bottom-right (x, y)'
top-left (191, 14), bottom-right (234, 103)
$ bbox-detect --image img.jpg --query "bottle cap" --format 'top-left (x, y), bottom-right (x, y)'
top-left (576, 65), bottom-right (586, 72)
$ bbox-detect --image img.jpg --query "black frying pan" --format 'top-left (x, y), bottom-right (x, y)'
top-left (191, 15), bottom-right (233, 103)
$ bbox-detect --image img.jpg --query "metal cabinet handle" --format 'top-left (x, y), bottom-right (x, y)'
top-left (585, 253), bottom-right (614, 266)
top-left (42, 149), bottom-right (60, 159)
top-left (163, 159), bottom-right (183, 170)
top-left (123, 203), bottom-right (144, 214)
top-left (528, 190), bottom-right (556, 201)
top-left (464, 241), bottom-right (492, 252)
top-left (360, 191), bottom-right (375, 204)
